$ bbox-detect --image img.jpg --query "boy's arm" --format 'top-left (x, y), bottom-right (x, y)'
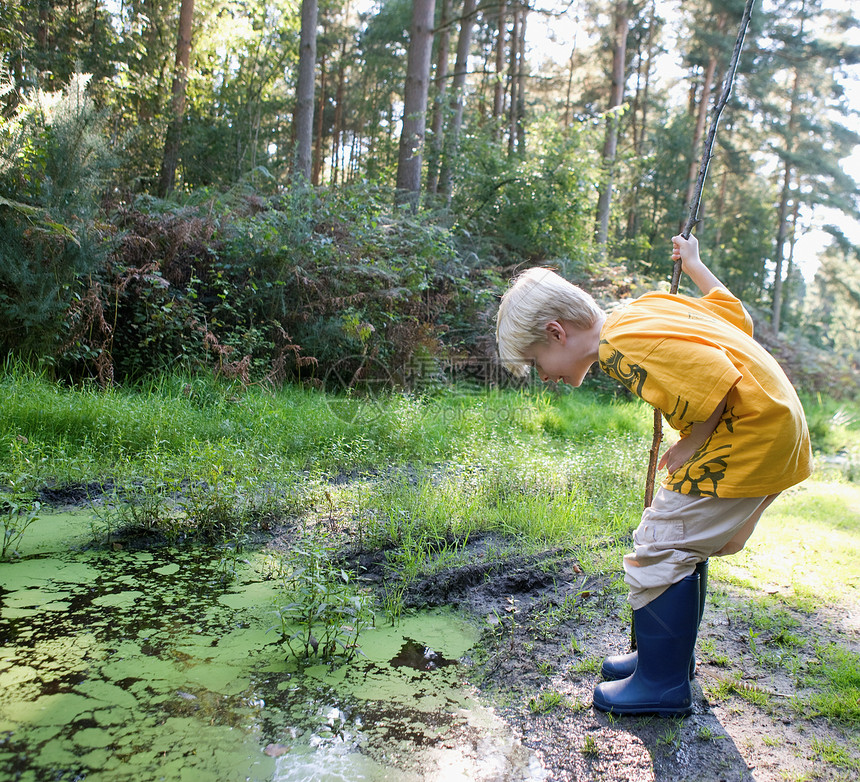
top-left (658, 393), bottom-right (728, 474)
top-left (672, 234), bottom-right (725, 296)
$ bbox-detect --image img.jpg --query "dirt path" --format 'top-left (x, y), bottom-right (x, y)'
top-left (378, 534), bottom-right (860, 782)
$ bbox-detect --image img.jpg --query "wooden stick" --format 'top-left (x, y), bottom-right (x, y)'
top-left (643, 0), bottom-right (756, 510)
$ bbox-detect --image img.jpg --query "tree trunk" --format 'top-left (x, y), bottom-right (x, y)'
top-left (312, 50), bottom-right (327, 186)
top-left (563, 10), bottom-right (581, 128)
top-left (330, 36), bottom-right (348, 186)
top-left (507, 3), bottom-right (520, 155)
top-left (293, 0), bottom-right (318, 184)
top-left (682, 54), bottom-right (718, 220)
top-left (5, 7), bottom-right (25, 114)
top-left (514, 6), bottom-right (526, 154)
top-left (37, 0), bottom-right (50, 50)
top-left (781, 199), bottom-right (801, 327)
top-left (626, 0), bottom-right (654, 238)
top-left (157, 0), bottom-right (195, 197)
top-left (772, 160), bottom-right (792, 333)
top-left (395, 0), bottom-right (436, 209)
top-left (712, 163), bottom-right (730, 251)
top-left (439, 0), bottom-right (477, 200)
top-left (595, 0), bottom-right (629, 250)
top-left (772, 66), bottom-right (801, 332)
top-left (492, 0), bottom-right (507, 140)
top-left (427, 0), bottom-right (453, 195)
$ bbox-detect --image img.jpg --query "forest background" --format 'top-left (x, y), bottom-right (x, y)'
top-left (1, 0), bottom-right (859, 398)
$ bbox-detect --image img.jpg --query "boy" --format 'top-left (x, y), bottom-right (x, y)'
top-left (495, 235), bottom-right (812, 717)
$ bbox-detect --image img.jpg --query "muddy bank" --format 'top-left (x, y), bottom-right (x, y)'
top-left (350, 532), bottom-right (859, 782)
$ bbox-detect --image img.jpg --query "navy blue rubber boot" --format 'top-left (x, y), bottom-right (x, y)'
top-left (593, 571), bottom-right (700, 717)
top-left (600, 560), bottom-right (709, 682)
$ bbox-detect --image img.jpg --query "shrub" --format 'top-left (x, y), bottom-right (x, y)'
top-left (0, 72), bottom-right (113, 360)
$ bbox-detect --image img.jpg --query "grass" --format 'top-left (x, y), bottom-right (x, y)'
top-left (707, 476), bottom-right (860, 728)
top-left (0, 366), bottom-right (650, 552)
top-left (528, 690), bottom-right (567, 713)
top-left (798, 644), bottom-right (860, 722)
top-left (3, 366), bottom-right (860, 766)
top-left (713, 480), bottom-right (860, 609)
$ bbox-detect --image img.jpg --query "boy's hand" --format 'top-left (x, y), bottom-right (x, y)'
top-left (671, 234), bottom-right (700, 275)
top-left (659, 393), bottom-right (728, 473)
top-left (658, 438), bottom-right (699, 474)
top-left (671, 233), bottom-right (724, 295)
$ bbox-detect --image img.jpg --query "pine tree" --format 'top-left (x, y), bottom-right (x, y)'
top-left (395, 0), bottom-right (436, 208)
top-left (750, 0), bottom-right (860, 330)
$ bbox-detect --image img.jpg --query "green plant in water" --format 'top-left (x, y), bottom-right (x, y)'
top-left (381, 578), bottom-right (406, 626)
top-left (0, 489), bottom-right (41, 559)
top-left (273, 540), bottom-right (375, 663)
top-left (89, 476), bottom-right (177, 544)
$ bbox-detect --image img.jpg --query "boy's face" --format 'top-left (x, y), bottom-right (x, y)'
top-left (526, 319), bottom-right (603, 387)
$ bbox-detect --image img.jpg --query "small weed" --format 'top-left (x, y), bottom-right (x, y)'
top-left (533, 589), bottom-right (586, 638)
top-left (763, 734), bottom-right (783, 747)
top-left (747, 627), bottom-right (761, 655)
top-left (537, 660), bottom-right (553, 676)
top-left (699, 638), bottom-right (730, 667)
top-left (528, 691), bottom-right (566, 714)
top-left (733, 681), bottom-right (771, 708)
top-left (581, 734), bottom-right (599, 758)
top-left (773, 629), bottom-right (805, 648)
top-left (810, 738), bottom-right (860, 771)
top-left (697, 725), bottom-right (727, 742)
top-left (569, 656), bottom-right (602, 675)
top-left (656, 719), bottom-right (683, 752)
top-left (699, 638), bottom-right (731, 667)
top-left (0, 490), bottom-right (40, 559)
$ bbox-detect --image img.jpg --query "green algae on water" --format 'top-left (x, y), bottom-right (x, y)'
top-left (0, 510), bottom-right (541, 781)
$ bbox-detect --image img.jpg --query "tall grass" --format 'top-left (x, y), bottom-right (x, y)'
top-left (4, 364), bottom-right (858, 553)
top-left (0, 365), bottom-right (652, 483)
top-left (0, 366), bottom-right (656, 548)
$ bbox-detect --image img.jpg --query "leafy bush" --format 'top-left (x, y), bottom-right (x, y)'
top-left (0, 72), bottom-right (113, 359)
top-left (0, 488), bottom-right (41, 560)
top-left (452, 117), bottom-right (601, 266)
top-left (53, 181), bottom-right (499, 386)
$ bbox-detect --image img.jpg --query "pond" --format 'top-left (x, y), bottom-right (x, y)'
top-left (0, 511), bottom-right (547, 781)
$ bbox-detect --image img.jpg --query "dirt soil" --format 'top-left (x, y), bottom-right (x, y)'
top-left (351, 532), bottom-right (860, 782)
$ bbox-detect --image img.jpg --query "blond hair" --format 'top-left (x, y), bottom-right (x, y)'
top-left (496, 267), bottom-right (603, 376)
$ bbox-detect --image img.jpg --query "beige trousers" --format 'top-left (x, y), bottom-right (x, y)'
top-left (624, 488), bottom-right (779, 609)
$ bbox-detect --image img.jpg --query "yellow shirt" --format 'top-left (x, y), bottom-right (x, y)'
top-left (598, 288), bottom-right (812, 497)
